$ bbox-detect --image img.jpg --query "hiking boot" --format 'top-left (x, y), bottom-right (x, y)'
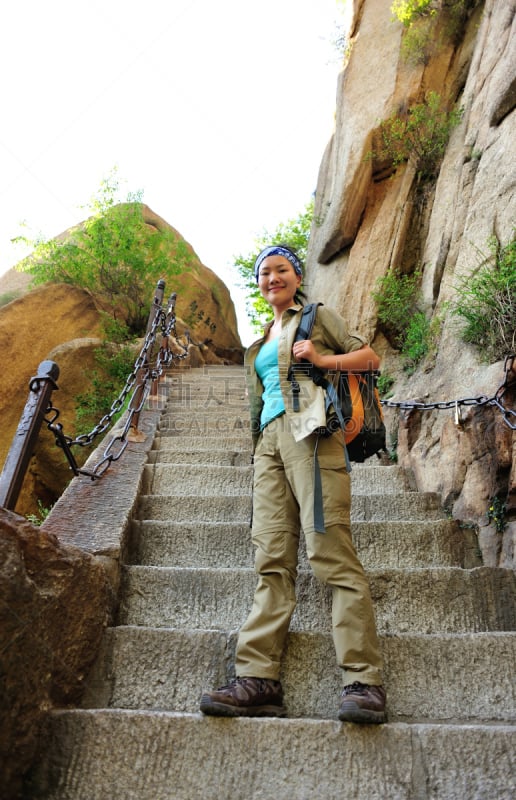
top-left (338, 682), bottom-right (387, 724)
top-left (200, 677), bottom-right (287, 717)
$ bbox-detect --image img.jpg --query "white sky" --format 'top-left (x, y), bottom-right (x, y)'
top-left (0, 0), bottom-right (345, 343)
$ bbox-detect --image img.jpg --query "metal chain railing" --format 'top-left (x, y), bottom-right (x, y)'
top-left (381, 353), bottom-right (516, 430)
top-left (44, 281), bottom-right (190, 480)
top-left (0, 281), bottom-right (193, 509)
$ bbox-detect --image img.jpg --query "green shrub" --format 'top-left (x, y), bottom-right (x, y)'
top-left (370, 92), bottom-right (462, 180)
top-left (487, 496), bottom-right (507, 534)
top-left (392, 0), bottom-right (475, 61)
top-left (26, 500), bottom-right (53, 526)
top-left (403, 310), bottom-right (432, 370)
top-left (14, 170), bottom-right (192, 335)
top-left (74, 342), bottom-right (136, 436)
top-left (377, 372), bottom-right (395, 397)
top-left (401, 309), bottom-right (445, 373)
top-left (372, 269), bottom-right (422, 349)
top-left (391, 0), bottom-right (435, 26)
top-left (452, 234), bottom-right (516, 362)
top-left (373, 268), bottom-right (443, 371)
top-left (99, 312), bottom-right (132, 344)
top-left (400, 15), bottom-right (436, 64)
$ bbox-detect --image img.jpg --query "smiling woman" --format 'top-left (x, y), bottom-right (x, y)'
top-left (200, 243), bottom-right (387, 723)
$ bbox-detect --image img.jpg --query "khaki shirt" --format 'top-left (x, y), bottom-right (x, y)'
top-left (244, 304), bottom-right (365, 449)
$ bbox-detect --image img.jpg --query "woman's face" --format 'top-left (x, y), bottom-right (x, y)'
top-left (257, 255), bottom-right (302, 309)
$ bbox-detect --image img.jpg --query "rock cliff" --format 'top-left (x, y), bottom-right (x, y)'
top-left (306, 0), bottom-right (515, 567)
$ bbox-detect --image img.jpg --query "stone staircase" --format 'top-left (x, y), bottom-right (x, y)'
top-left (32, 366), bottom-right (516, 799)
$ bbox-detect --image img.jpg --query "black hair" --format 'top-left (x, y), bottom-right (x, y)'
top-left (294, 288), bottom-right (308, 305)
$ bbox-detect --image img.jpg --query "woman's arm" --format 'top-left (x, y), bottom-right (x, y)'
top-left (292, 340), bottom-right (380, 372)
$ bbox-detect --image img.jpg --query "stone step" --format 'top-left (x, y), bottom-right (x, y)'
top-left (151, 434), bottom-right (251, 451)
top-left (31, 709), bottom-right (516, 800)
top-left (130, 519), bottom-right (482, 570)
top-left (142, 462), bottom-right (415, 495)
top-left (141, 463), bottom-right (253, 495)
top-left (135, 491), bottom-right (447, 522)
top-left (164, 396), bottom-right (250, 410)
top-left (165, 378), bottom-right (247, 392)
top-left (118, 565), bottom-right (516, 634)
top-left (157, 412), bottom-right (250, 438)
top-left (145, 377), bottom-right (247, 412)
top-left (165, 376), bottom-right (247, 392)
top-left (147, 447), bottom-right (252, 466)
top-left (82, 627), bottom-right (516, 723)
top-left (137, 493), bottom-right (251, 522)
top-left (163, 395), bottom-right (248, 412)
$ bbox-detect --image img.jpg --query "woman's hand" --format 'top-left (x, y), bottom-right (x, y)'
top-left (292, 339), bottom-right (320, 365)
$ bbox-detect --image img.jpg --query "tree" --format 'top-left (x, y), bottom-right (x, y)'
top-left (234, 199), bottom-right (314, 331)
top-left (14, 169), bottom-right (193, 334)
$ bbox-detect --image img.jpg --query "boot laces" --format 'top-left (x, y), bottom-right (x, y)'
top-left (342, 681), bottom-right (370, 696)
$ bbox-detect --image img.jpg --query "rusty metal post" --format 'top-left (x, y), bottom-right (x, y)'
top-left (150, 291), bottom-right (178, 399)
top-left (128, 279), bottom-right (166, 441)
top-left (0, 360), bottom-right (60, 511)
top-left (146, 279), bottom-right (166, 334)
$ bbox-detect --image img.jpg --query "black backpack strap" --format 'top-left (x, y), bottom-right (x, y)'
top-left (294, 302), bottom-right (320, 342)
top-left (337, 374), bottom-right (353, 422)
top-left (288, 303), bottom-right (351, 533)
top-left (288, 303), bottom-right (321, 411)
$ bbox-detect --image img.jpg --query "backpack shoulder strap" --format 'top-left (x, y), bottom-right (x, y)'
top-left (289, 303), bottom-right (322, 405)
top-left (291, 301), bottom-right (351, 534)
top-left (293, 302), bottom-right (322, 343)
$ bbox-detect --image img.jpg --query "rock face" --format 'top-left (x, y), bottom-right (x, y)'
top-left (0, 285), bottom-right (106, 518)
top-left (0, 206), bottom-right (244, 518)
top-left (138, 205), bottom-right (243, 363)
top-left (306, 0), bottom-right (515, 567)
top-left (0, 507), bottom-right (111, 799)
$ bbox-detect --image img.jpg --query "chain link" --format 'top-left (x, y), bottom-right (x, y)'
top-left (382, 354), bottom-right (516, 430)
top-left (43, 288), bottom-right (190, 479)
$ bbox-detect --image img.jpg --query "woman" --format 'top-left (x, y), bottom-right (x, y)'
top-left (200, 244), bottom-right (386, 723)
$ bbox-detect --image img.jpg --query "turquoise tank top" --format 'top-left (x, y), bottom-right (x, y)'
top-left (255, 338), bottom-right (285, 429)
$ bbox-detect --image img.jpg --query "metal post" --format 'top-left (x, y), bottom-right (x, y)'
top-left (146, 278), bottom-right (166, 334)
top-left (0, 360), bottom-right (60, 511)
top-left (128, 279), bottom-right (166, 441)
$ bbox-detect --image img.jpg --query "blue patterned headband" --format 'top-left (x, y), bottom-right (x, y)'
top-left (253, 246), bottom-right (303, 282)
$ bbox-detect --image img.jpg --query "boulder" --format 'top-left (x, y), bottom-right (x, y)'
top-left (0, 207), bottom-right (244, 517)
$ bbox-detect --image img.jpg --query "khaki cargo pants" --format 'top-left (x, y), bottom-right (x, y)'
top-left (235, 414), bottom-right (383, 686)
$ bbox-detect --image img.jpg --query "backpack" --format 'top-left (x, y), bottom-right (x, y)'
top-left (289, 302), bottom-right (387, 463)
